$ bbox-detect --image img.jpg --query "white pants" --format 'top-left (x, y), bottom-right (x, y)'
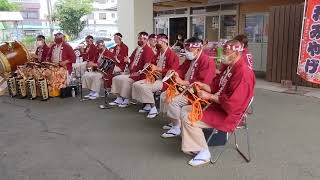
top-left (160, 91), bottom-right (190, 127)
top-left (82, 71), bottom-right (103, 94)
top-left (132, 80), bottom-right (163, 104)
top-left (181, 106), bottom-right (211, 152)
top-left (111, 74), bottom-right (134, 98)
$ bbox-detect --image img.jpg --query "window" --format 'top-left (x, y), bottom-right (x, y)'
top-left (220, 15), bottom-right (237, 39)
top-left (99, 13), bottom-right (107, 20)
top-left (27, 11), bottom-right (39, 19)
top-left (111, 13), bottom-right (115, 18)
top-left (190, 16), bottom-right (205, 40)
top-left (205, 16), bottom-right (219, 41)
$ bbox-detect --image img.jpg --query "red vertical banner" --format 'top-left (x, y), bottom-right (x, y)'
top-left (297, 0), bottom-right (320, 84)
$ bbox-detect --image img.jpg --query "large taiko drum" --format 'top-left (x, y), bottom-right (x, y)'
top-left (0, 41), bottom-right (30, 73)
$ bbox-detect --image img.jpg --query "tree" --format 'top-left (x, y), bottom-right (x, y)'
top-left (0, 0), bottom-right (19, 11)
top-left (52, 0), bottom-right (93, 40)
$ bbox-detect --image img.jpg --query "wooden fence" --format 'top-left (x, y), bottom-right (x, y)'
top-left (266, 4), bottom-right (320, 88)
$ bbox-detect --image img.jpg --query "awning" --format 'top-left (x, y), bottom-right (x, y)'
top-left (0, 12), bottom-right (23, 21)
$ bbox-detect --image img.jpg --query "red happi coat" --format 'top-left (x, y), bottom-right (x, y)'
top-left (35, 44), bottom-right (50, 62)
top-left (177, 52), bottom-right (216, 85)
top-left (103, 42), bottom-right (129, 71)
top-left (202, 56), bottom-right (256, 132)
top-left (46, 42), bottom-right (76, 74)
top-left (81, 44), bottom-right (97, 63)
top-left (153, 48), bottom-right (179, 76)
top-left (128, 45), bottom-right (155, 81)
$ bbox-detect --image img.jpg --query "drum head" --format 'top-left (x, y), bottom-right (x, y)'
top-left (162, 71), bottom-right (175, 83)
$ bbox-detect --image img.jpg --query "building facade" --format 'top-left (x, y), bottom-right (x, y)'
top-left (153, 0), bottom-right (304, 74)
top-left (81, 0), bottom-right (118, 38)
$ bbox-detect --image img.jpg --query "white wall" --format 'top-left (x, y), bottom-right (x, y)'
top-left (118, 0), bottom-right (153, 53)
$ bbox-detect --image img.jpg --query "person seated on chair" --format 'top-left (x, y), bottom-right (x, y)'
top-left (132, 34), bottom-right (179, 118)
top-left (160, 37), bottom-right (216, 138)
top-left (148, 33), bottom-right (158, 55)
top-left (103, 33), bottom-right (129, 89)
top-left (109, 31), bottom-right (155, 108)
top-left (31, 35), bottom-right (50, 63)
top-left (179, 39), bottom-right (255, 167)
top-left (46, 32), bottom-right (76, 74)
top-left (82, 40), bottom-right (111, 100)
top-left (80, 35), bottom-right (97, 63)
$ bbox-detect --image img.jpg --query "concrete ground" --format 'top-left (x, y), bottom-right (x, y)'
top-left (0, 88), bottom-right (320, 180)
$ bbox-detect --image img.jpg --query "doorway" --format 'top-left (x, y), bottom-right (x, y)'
top-left (169, 17), bottom-right (187, 46)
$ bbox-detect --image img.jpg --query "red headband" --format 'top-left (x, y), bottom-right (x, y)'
top-left (224, 44), bottom-right (244, 52)
top-left (184, 42), bottom-right (202, 48)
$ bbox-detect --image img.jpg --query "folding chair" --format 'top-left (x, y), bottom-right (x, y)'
top-left (205, 97), bottom-right (254, 164)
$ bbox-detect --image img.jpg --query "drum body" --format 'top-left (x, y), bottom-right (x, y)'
top-left (7, 76), bottom-right (17, 97)
top-left (99, 58), bottom-right (114, 73)
top-left (0, 41), bottom-right (29, 73)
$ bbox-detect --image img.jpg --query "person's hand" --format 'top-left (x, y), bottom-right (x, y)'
top-left (165, 70), bottom-right (175, 77)
top-left (197, 90), bottom-right (213, 100)
top-left (59, 60), bottom-right (68, 67)
top-left (194, 82), bottom-right (206, 90)
top-left (151, 64), bottom-right (161, 71)
top-left (124, 56), bottom-right (129, 63)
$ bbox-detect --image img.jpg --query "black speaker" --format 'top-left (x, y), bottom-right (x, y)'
top-left (203, 128), bottom-right (227, 146)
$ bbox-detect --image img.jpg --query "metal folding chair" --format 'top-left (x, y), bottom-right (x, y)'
top-left (206, 97), bottom-right (254, 164)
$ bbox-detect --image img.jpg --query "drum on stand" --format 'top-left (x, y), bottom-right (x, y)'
top-left (0, 41), bottom-right (30, 74)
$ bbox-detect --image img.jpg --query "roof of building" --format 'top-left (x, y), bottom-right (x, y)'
top-left (0, 12), bottom-right (23, 22)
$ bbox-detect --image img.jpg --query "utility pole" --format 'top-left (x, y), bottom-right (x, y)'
top-left (46, 0), bottom-right (54, 36)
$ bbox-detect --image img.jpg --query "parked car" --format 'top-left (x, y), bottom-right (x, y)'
top-left (69, 36), bottom-right (116, 57)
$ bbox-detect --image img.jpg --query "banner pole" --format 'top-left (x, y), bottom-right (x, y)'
top-left (296, 0), bottom-right (308, 91)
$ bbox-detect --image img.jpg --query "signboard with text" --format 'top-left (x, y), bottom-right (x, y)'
top-left (297, 0), bottom-right (320, 84)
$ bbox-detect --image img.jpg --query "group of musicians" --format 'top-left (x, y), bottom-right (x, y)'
top-left (31, 31), bottom-right (255, 167)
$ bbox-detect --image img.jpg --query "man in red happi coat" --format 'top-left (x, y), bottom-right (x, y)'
top-left (159, 37), bottom-right (216, 138)
top-left (46, 32), bottom-right (76, 74)
top-left (109, 31), bottom-right (155, 108)
top-left (102, 33), bottom-right (129, 88)
top-left (32, 35), bottom-right (50, 62)
top-left (180, 39), bottom-right (255, 166)
top-left (132, 34), bottom-right (179, 118)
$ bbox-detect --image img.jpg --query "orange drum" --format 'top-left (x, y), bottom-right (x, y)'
top-left (0, 41), bottom-right (30, 73)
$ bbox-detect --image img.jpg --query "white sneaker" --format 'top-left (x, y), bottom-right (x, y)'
top-left (109, 97), bottom-right (123, 106)
top-left (89, 92), bottom-right (99, 100)
top-left (147, 107), bottom-right (158, 118)
top-left (161, 126), bottom-right (181, 138)
top-left (188, 149), bottom-right (211, 167)
top-left (162, 123), bottom-right (173, 130)
top-left (139, 104), bottom-right (151, 113)
top-left (84, 91), bottom-right (94, 98)
top-left (118, 98), bottom-right (129, 108)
